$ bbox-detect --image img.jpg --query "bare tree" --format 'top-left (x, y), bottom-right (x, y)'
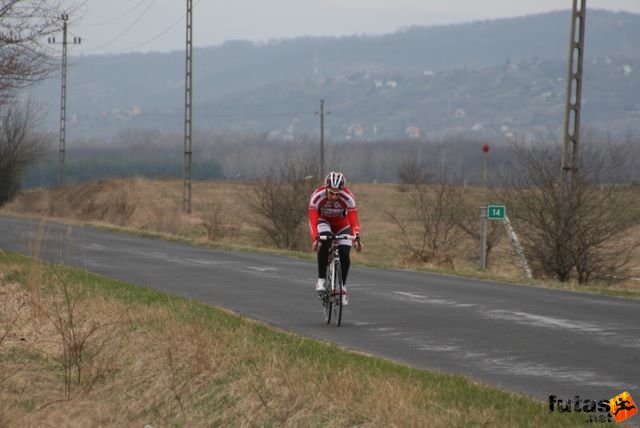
top-left (396, 157), bottom-right (432, 186)
top-left (0, 100), bottom-right (51, 206)
top-left (246, 156), bottom-right (317, 250)
top-left (498, 139), bottom-right (640, 284)
top-left (388, 178), bottom-right (466, 267)
top-left (0, 1), bottom-right (81, 104)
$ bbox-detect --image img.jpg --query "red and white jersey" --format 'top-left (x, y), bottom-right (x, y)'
top-left (308, 185), bottom-right (361, 241)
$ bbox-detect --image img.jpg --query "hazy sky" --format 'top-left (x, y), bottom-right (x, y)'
top-left (64, 0), bottom-right (640, 55)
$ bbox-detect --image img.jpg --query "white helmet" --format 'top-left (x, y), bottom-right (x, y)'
top-left (325, 171), bottom-right (346, 190)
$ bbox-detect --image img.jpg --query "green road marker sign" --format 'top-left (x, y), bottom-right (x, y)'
top-left (487, 205), bottom-right (506, 220)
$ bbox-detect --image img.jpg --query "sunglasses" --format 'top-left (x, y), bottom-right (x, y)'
top-left (327, 189), bottom-right (341, 195)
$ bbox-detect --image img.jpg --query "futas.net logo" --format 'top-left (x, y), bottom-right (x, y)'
top-left (548, 391), bottom-right (637, 423)
top-left (610, 392), bottom-right (637, 423)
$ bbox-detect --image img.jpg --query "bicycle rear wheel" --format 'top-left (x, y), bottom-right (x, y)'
top-left (333, 259), bottom-right (343, 326)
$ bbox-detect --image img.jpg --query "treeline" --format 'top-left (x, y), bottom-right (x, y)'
top-left (23, 158), bottom-right (224, 188)
top-left (22, 129), bottom-right (640, 188)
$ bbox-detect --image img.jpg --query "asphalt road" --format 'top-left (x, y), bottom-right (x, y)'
top-left (1, 215), bottom-right (638, 405)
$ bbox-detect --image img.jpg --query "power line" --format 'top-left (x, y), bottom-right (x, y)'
top-left (81, 0), bottom-right (149, 27)
top-left (84, 0), bottom-right (159, 53)
top-left (80, 0), bottom-right (204, 54)
top-left (116, 0), bottom-right (204, 53)
top-left (118, 11), bottom-right (188, 51)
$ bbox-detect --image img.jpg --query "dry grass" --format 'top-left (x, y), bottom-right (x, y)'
top-left (0, 179), bottom-right (635, 426)
top-left (5, 177), bottom-right (640, 295)
top-left (0, 253), bottom-right (587, 427)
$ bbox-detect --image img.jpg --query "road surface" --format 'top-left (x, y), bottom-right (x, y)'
top-left (1, 215), bottom-right (638, 405)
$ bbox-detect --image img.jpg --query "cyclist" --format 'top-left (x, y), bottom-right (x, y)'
top-left (308, 171), bottom-right (362, 305)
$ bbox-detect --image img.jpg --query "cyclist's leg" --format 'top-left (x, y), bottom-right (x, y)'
top-left (338, 245), bottom-right (351, 284)
top-left (335, 226), bottom-right (354, 284)
top-left (337, 245), bottom-right (350, 306)
top-left (316, 221), bottom-right (332, 281)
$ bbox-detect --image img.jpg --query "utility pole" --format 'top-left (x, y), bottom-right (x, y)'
top-left (183, 0), bottom-right (193, 214)
top-left (49, 14), bottom-right (81, 187)
top-left (562, 0), bottom-right (587, 186)
top-left (315, 99), bottom-right (330, 178)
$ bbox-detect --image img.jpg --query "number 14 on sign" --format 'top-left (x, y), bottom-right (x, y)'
top-left (487, 205), bottom-right (506, 220)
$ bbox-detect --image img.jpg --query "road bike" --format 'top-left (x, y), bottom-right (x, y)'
top-left (317, 233), bottom-right (357, 326)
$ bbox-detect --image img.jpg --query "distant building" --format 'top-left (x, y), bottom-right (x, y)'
top-left (374, 79), bottom-right (398, 89)
top-left (345, 123), bottom-right (365, 140)
top-left (405, 126), bottom-right (421, 139)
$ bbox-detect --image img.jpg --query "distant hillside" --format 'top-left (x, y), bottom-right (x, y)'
top-left (29, 9), bottom-right (640, 141)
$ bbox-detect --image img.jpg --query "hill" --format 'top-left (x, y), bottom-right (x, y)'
top-left (28, 9), bottom-right (640, 141)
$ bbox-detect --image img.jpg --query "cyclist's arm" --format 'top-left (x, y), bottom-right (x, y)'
top-left (346, 197), bottom-right (361, 250)
top-left (347, 207), bottom-right (360, 236)
top-left (308, 206), bottom-right (319, 241)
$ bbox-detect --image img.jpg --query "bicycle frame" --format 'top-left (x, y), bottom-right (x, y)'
top-left (327, 239), bottom-right (340, 294)
top-left (317, 234), bottom-right (356, 326)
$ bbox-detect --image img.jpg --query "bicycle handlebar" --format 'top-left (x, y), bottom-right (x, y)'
top-left (317, 234), bottom-right (359, 241)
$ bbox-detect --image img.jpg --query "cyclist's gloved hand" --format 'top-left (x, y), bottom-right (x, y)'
top-left (354, 233), bottom-right (363, 251)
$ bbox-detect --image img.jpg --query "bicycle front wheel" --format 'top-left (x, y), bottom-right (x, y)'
top-left (323, 265), bottom-right (333, 324)
top-left (333, 259), bottom-right (343, 327)
top-left (322, 291), bottom-right (332, 324)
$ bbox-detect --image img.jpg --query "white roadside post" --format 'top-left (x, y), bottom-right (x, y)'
top-left (503, 216), bottom-right (533, 279)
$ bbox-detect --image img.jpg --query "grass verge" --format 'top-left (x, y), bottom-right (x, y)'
top-left (0, 250), bottom-right (589, 427)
